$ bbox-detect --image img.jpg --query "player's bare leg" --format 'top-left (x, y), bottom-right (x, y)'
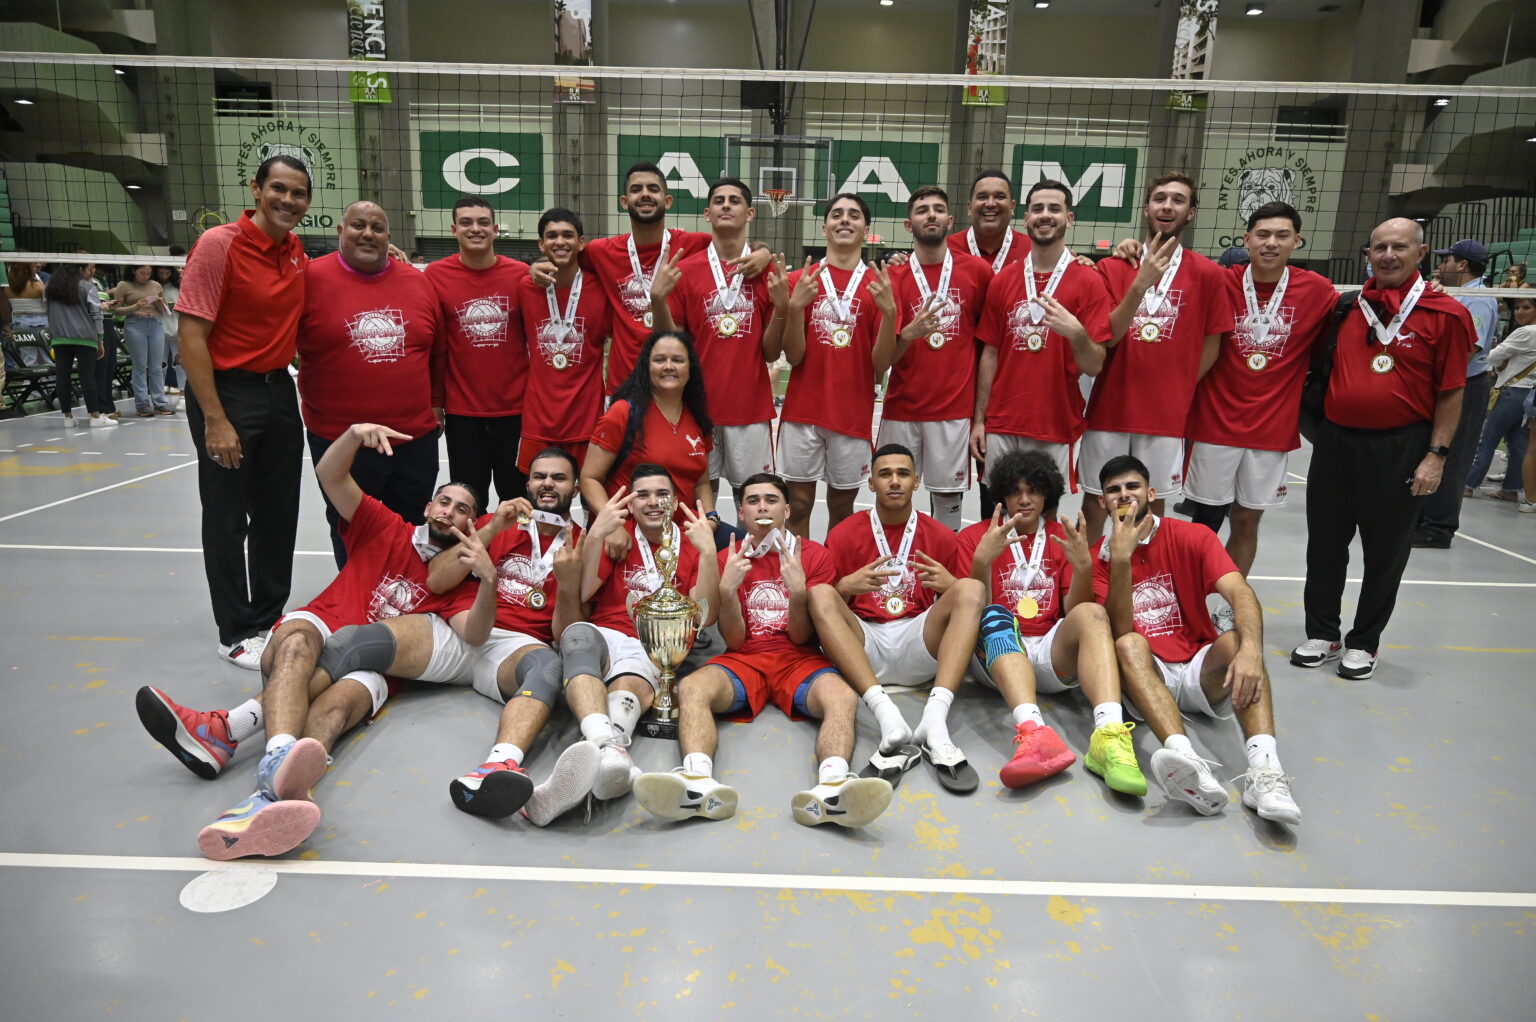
top-left (914, 577), bottom-right (985, 793)
top-left (634, 666), bottom-right (739, 822)
top-left (791, 673), bottom-right (893, 828)
top-left (1116, 632), bottom-right (1228, 815)
top-left (807, 583), bottom-right (915, 754)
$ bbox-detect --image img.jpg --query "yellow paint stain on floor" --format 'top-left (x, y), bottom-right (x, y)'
top-left (764, 956), bottom-right (790, 983)
top-left (907, 791), bottom-right (960, 852)
top-left (908, 894), bottom-right (1002, 963)
top-left (733, 806), bottom-right (770, 834)
top-left (1377, 802), bottom-right (1437, 837)
top-left (1046, 894), bottom-right (1097, 930)
top-left (550, 959), bottom-right (575, 990)
top-left (1284, 902), bottom-right (1405, 977)
top-left (1387, 757), bottom-right (1413, 773)
top-left (412, 988), bottom-right (428, 1000)
top-left (84, 678), bottom-right (108, 690)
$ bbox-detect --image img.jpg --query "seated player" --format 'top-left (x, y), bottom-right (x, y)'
top-left (808, 444), bottom-right (986, 792)
top-left (632, 473), bottom-right (893, 828)
top-left (959, 452), bottom-right (1145, 794)
top-left (546, 466), bottom-right (721, 813)
top-left (136, 422), bottom-right (493, 859)
top-left (1092, 455), bottom-right (1301, 825)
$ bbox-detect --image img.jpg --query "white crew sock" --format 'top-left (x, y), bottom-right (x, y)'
top-left (1012, 703), bottom-right (1045, 727)
top-left (682, 752), bottom-right (713, 777)
top-left (930, 493), bottom-right (964, 532)
top-left (608, 690), bottom-right (643, 736)
top-left (1163, 733), bottom-right (1196, 757)
top-left (580, 713), bottom-right (614, 743)
top-left (264, 733), bottom-right (296, 756)
top-left (1093, 702), bottom-right (1124, 729)
top-left (916, 688), bottom-right (956, 748)
top-left (1244, 733), bottom-right (1280, 770)
top-left (488, 743), bottom-right (524, 766)
top-left (226, 699), bottom-right (264, 742)
top-left (818, 756), bottom-right (850, 785)
top-left (862, 685), bottom-right (911, 748)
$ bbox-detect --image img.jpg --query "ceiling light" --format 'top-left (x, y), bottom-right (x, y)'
top-left (1035, 2), bottom-right (1050, 8)
top-left (1245, 2), bottom-right (1264, 13)
top-left (1434, 98), bottom-right (1450, 107)
top-left (1527, 136), bottom-right (1536, 142)
top-left (880, 0), bottom-right (893, 5)
top-left (125, 183), bottom-right (143, 191)
top-left (114, 68), bottom-right (126, 75)
top-left (14, 98), bottom-right (34, 105)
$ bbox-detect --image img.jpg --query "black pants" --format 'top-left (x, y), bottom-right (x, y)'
top-left (1303, 416), bottom-right (1431, 653)
top-left (444, 412), bottom-right (525, 509)
top-left (306, 427), bottom-right (441, 568)
top-left (94, 326), bottom-right (120, 408)
top-left (1415, 369), bottom-right (1491, 542)
top-left (187, 370), bottom-right (303, 646)
top-left (53, 344), bottom-right (109, 415)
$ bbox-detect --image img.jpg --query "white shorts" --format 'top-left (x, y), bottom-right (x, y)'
top-left (1079, 430), bottom-right (1184, 497)
top-left (274, 609), bottom-right (332, 642)
top-left (858, 611), bottom-right (938, 688)
top-left (595, 624), bottom-right (661, 690)
top-left (414, 614), bottom-right (483, 690)
top-left (1126, 643), bottom-right (1232, 720)
top-left (966, 619), bottom-right (1077, 694)
top-left (983, 435), bottom-right (1074, 494)
top-left (877, 418), bottom-right (971, 492)
top-left (777, 421), bottom-right (872, 490)
top-left (336, 670), bottom-right (390, 716)
top-left (1183, 442), bottom-right (1289, 510)
top-left (710, 422), bottom-right (775, 486)
top-left (471, 628), bottom-right (548, 704)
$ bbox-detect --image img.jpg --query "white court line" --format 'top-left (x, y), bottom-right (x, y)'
top-left (1248, 574), bottom-right (1536, 588)
top-left (1457, 532), bottom-right (1536, 568)
top-left (1, 852), bottom-right (1531, 910)
top-left (0, 461), bottom-right (196, 525)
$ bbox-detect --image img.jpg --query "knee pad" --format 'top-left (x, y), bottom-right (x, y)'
top-left (558, 622), bottom-right (610, 685)
top-left (509, 647), bottom-right (562, 708)
top-left (976, 604), bottom-right (1025, 669)
top-left (316, 622), bottom-right (398, 683)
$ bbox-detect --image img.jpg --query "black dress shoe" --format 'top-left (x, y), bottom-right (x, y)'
top-left (1410, 530), bottom-right (1452, 549)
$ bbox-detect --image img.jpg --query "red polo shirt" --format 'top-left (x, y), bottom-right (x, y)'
top-left (177, 210), bottom-right (309, 372)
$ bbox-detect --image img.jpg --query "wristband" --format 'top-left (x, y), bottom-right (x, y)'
top-left (1427, 445), bottom-right (1450, 458)
top-left (705, 511), bottom-right (721, 522)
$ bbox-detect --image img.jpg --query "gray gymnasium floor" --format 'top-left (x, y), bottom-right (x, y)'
top-left (2, 398), bottom-right (1533, 1021)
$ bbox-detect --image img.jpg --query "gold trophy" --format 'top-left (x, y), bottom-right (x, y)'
top-left (627, 500), bottom-right (708, 740)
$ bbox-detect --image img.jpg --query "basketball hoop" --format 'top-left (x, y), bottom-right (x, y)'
top-left (765, 189), bottom-right (792, 217)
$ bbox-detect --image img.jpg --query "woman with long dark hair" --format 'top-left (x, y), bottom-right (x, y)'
top-left (582, 329), bottom-right (716, 517)
top-left (45, 263), bottom-right (115, 427)
top-left (108, 263), bottom-right (173, 416)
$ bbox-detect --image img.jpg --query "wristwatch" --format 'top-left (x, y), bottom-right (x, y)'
top-left (1427, 445), bottom-right (1451, 458)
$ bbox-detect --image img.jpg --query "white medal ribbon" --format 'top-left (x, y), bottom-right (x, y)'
top-left (635, 522), bottom-right (682, 591)
top-left (411, 525), bottom-right (441, 562)
top-left (708, 242), bottom-right (751, 312)
top-left (1023, 249), bottom-right (1073, 324)
top-left (1356, 276), bottom-right (1427, 349)
top-left (819, 261), bottom-right (869, 324)
top-left (743, 528), bottom-right (794, 559)
top-left (523, 515), bottom-right (570, 582)
top-left (910, 249), bottom-right (954, 307)
top-left (1241, 265), bottom-right (1289, 345)
top-left (1138, 244), bottom-right (1184, 316)
top-left (544, 270), bottom-right (583, 342)
top-left (1099, 514), bottom-right (1162, 560)
top-left (626, 230), bottom-right (671, 311)
top-left (1007, 525), bottom-right (1049, 591)
top-left (869, 509), bottom-right (918, 595)
top-left (967, 227), bottom-right (1013, 274)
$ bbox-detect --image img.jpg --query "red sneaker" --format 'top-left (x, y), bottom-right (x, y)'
top-left (449, 760), bottom-right (534, 819)
top-left (135, 685), bottom-right (236, 779)
top-left (999, 721), bottom-right (1076, 789)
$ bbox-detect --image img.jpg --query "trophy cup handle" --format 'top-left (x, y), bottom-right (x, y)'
top-left (693, 595), bottom-right (710, 629)
top-left (625, 590), bottom-right (642, 623)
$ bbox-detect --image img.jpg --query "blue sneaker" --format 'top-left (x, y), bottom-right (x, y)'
top-left (976, 603), bottom-right (1025, 669)
top-left (196, 791), bottom-right (321, 860)
top-left (255, 737), bottom-right (328, 802)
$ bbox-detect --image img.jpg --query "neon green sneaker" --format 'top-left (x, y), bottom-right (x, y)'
top-left (1085, 721), bottom-right (1147, 796)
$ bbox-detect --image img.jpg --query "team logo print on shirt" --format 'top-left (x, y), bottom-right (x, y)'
top-left (878, 566), bottom-right (918, 612)
top-left (744, 579), bottom-right (789, 637)
top-left (1131, 572), bottom-right (1182, 637)
top-left (685, 434), bottom-right (706, 456)
top-left (1235, 306), bottom-right (1295, 361)
top-left (346, 307), bottom-right (407, 362)
top-left (536, 317), bottom-right (586, 368)
top-left (912, 290), bottom-right (961, 341)
top-left (1131, 291), bottom-right (1183, 343)
top-left (1006, 301), bottom-right (1050, 352)
top-left (495, 553), bottom-right (548, 608)
top-left (368, 575), bottom-right (426, 621)
top-left (705, 288), bottom-right (756, 336)
top-left (456, 296), bottom-right (510, 347)
top-left (1001, 564), bottom-right (1055, 617)
top-left (622, 565), bottom-right (665, 600)
top-left (618, 273), bottom-right (652, 319)
top-left (811, 294), bottom-right (863, 347)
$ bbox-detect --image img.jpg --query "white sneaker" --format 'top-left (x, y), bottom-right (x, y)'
top-left (1238, 766), bottom-right (1301, 825)
top-left (1289, 638), bottom-right (1341, 669)
top-left (217, 634), bottom-right (267, 671)
top-left (592, 733), bottom-right (640, 800)
top-left (1211, 602), bottom-right (1236, 635)
top-left (1519, 501), bottom-right (1536, 514)
top-left (791, 775), bottom-right (893, 828)
top-left (1337, 648), bottom-right (1378, 680)
top-left (89, 416), bottom-right (118, 429)
top-left (63, 415), bottom-right (77, 427)
top-left (1149, 747), bottom-right (1229, 815)
top-left (633, 769), bottom-right (738, 822)
top-left (524, 740), bottom-right (601, 827)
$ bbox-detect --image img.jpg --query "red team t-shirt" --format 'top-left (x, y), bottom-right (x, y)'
top-left (976, 259), bottom-right (1113, 443)
top-left (719, 539), bottom-right (837, 656)
top-left (956, 519), bottom-right (1076, 638)
top-left (1185, 265), bottom-right (1340, 452)
top-left (589, 399), bottom-right (712, 509)
top-left (517, 271), bottom-right (613, 445)
top-left (946, 228), bottom-right (1032, 271)
top-left (1324, 276), bottom-right (1475, 430)
top-left (666, 250), bottom-right (776, 427)
top-left (1090, 517), bottom-right (1236, 664)
top-left (449, 520), bottom-right (585, 644)
top-left (826, 510), bottom-right (965, 622)
top-left (582, 229), bottom-right (712, 393)
top-left (883, 253), bottom-right (993, 423)
top-left (588, 520), bottom-right (702, 636)
top-left (424, 254), bottom-right (531, 417)
top-left (300, 496), bottom-right (475, 631)
top-left (295, 254), bottom-right (445, 442)
top-left (1088, 248), bottom-right (1235, 436)
top-left (781, 262), bottom-right (888, 441)
top-left (176, 211), bottom-right (309, 372)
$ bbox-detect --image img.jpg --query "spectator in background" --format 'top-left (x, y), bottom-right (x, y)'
top-left (44, 263), bottom-right (115, 428)
top-left (1523, 390), bottom-right (1536, 514)
top-left (4, 261), bottom-right (50, 366)
top-left (108, 263), bottom-right (174, 417)
top-left (89, 267), bottom-right (121, 419)
top-left (1466, 297), bottom-right (1536, 503)
top-left (155, 262), bottom-right (182, 394)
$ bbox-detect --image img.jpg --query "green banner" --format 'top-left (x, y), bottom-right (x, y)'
top-left (346, 1), bottom-right (391, 104)
top-left (420, 131), bottom-right (545, 211)
top-left (616, 135), bottom-right (724, 215)
top-left (819, 141), bottom-right (941, 219)
top-left (1011, 144), bottom-right (1140, 224)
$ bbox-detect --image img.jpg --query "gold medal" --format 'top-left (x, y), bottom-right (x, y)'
top-left (1371, 352), bottom-right (1395, 374)
top-left (515, 512), bottom-right (532, 526)
top-left (927, 330), bottom-right (946, 349)
top-left (642, 310), bottom-right (654, 328)
top-left (717, 314), bottom-right (739, 337)
top-left (1138, 321), bottom-right (1162, 342)
top-left (528, 590), bottom-right (546, 609)
top-left (551, 351), bottom-right (569, 371)
top-left (1015, 596), bottom-right (1039, 620)
top-left (1246, 352), bottom-right (1268, 372)
top-left (830, 325), bottom-right (853, 348)
top-left (883, 594), bottom-right (906, 616)
top-left (1025, 331), bottom-right (1044, 352)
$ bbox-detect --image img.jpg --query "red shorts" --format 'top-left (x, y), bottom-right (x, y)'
top-left (517, 437), bottom-right (589, 474)
top-left (709, 648), bottom-right (838, 722)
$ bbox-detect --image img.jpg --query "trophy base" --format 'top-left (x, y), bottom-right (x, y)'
top-left (636, 716), bottom-right (679, 741)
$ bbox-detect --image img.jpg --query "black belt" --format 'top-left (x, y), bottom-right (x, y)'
top-left (215, 368), bottom-right (291, 384)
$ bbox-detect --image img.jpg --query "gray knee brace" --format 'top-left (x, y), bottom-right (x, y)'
top-left (508, 647), bottom-right (563, 707)
top-left (558, 622), bottom-right (610, 685)
top-left (316, 622), bottom-right (398, 682)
